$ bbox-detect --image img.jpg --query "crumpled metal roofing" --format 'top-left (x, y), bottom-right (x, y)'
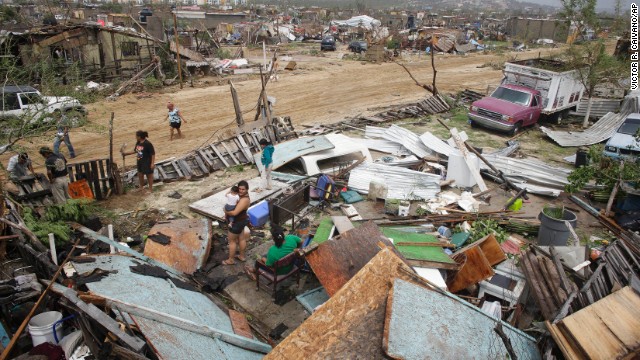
top-left (541, 90), bottom-right (640, 147)
top-left (419, 131), bottom-right (456, 157)
top-left (348, 163), bottom-right (441, 200)
top-left (381, 125), bottom-right (433, 158)
top-left (351, 138), bottom-right (412, 156)
top-left (480, 155), bottom-right (571, 196)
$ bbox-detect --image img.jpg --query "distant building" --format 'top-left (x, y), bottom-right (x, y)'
top-left (506, 17), bottom-right (569, 43)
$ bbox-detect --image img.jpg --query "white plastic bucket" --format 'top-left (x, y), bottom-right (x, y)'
top-left (28, 311), bottom-right (64, 347)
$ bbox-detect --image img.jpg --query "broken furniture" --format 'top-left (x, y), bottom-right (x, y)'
top-left (143, 219), bottom-right (212, 274)
top-left (447, 233), bottom-right (507, 293)
top-left (270, 184), bottom-right (311, 227)
top-left (478, 259), bottom-right (527, 307)
top-left (11, 175), bottom-right (53, 207)
top-left (255, 251), bottom-right (302, 299)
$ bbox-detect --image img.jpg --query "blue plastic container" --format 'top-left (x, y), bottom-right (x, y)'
top-left (248, 200), bottom-right (269, 227)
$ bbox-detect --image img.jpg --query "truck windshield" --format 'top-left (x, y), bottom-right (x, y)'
top-left (491, 87), bottom-right (531, 106)
top-left (618, 118), bottom-right (640, 135)
top-left (19, 92), bottom-right (44, 106)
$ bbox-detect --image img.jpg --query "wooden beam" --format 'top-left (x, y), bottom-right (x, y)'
top-left (106, 299), bottom-right (272, 354)
top-left (47, 283), bottom-right (146, 352)
top-left (229, 81), bottom-right (244, 126)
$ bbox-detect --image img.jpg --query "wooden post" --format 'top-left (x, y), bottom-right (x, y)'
top-left (109, 112), bottom-right (114, 171)
top-left (259, 68), bottom-right (276, 144)
top-left (110, 31), bottom-right (120, 76)
top-left (48, 233), bottom-right (57, 265)
top-left (172, 12), bottom-right (183, 89)
top-left (229, 81), bottom-right (244, 126)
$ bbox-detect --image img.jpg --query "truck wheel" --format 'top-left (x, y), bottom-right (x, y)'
top-left (469, 119), bottom-right (477, 128)
top-left (510, 122), bottom-right (522, 136)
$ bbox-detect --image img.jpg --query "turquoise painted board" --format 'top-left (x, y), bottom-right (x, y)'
top-left (72, 255), bottom-right (265, 360)
top-left (384, 279), bottom-right (541, 360)
top-left (253, 136), bottom-right (334, 173)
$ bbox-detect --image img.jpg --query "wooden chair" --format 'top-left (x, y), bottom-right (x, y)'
top-left (255, 252), bottom-right (301, 299)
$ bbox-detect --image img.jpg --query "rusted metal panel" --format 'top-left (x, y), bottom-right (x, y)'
top-left (144, 219), bottom-right (212, 274)
top-left (306, 221), bottom-right (402, 296)
top-left (384, 279), bottom-right (540, 360)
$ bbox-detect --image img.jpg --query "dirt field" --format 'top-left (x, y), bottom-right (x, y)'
top-left (3, 45), bottom-right (563, 170)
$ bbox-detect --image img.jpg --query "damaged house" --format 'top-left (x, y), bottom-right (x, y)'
top-left (5, 24), bottom-right (161, 82)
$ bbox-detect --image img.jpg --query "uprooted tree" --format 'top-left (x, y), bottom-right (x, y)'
top-left (559, 0), bottom-right (628, 128)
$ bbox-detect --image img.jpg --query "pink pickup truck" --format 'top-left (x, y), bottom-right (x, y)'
top-left (468, 59), bottom-right (585, 135)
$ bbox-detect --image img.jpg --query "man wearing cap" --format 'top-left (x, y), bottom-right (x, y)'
top-left (7, 153), bottom-right (34, 182)
top-left (39, 146), bottom-right (70, 204)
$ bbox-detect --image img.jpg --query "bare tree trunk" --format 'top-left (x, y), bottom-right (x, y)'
top-left (582, 94), bottom-right (593, 128)
top-left (431, 37), bottom-right (438, 96)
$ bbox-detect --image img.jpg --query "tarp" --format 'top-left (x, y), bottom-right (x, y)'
top-left (331, 15), bottom-right (381, 30)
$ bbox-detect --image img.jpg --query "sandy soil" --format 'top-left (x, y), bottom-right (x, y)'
top-left (2, 45), bottom-right (562, 171)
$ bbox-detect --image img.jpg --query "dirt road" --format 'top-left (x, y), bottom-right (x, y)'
top-left (6, 46), bottom-right (560, 170)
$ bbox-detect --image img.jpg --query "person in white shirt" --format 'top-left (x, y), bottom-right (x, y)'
top-left (224, 185), bottom-right (240, 226)
top-left (7, 153), bottom-right (34, 181)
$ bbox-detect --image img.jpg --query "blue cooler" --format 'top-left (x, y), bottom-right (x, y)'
top-left (247, 200), bottom-right (270, 227)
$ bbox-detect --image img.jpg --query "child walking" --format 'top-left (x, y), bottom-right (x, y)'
top-left (224, 186), bottom-right (240, 226)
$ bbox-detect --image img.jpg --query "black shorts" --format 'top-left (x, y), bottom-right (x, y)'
top-left (229, 219), bottom-right (249, 235)
top-left (170, 122), bottom-right (181, 129)
top-left (137, 162), bottom-right (153, 175)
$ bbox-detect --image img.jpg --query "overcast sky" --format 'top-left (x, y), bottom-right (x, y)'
top-left (516, 0), bottom-right (634, 12)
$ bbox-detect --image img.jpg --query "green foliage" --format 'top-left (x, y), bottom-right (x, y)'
top-left (143, 76), bottom-right (163, 90)
top-left (0, 5), bottom-right (17, 23)
top-left (469, 219), bottom-right (508, 244)
top-left (542, 205), bottom-right (565, 220)
top-left (228, 164), bottom-right (244, 172)
top-left (23, 199), bottom-right (94, 244)
top-left (101, 2), bottom-right (123, 12)
top-left (386, 38), bottom-right (400, 50)
top-left (215, 48), bottom-right (233, 60)
top-left (565, 144), bottom-right (640, 193)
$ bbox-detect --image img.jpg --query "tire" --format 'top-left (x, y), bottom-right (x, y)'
top-left (469, 119), bottom-right (477, 128)
top-left (510, 122), bottom-right (522, 136)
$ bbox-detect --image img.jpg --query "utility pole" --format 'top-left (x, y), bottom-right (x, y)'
top-left (172, 11), bottom-right (183, 89)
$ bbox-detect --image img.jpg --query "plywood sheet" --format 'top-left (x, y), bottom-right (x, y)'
top-left (189, 177), bottom-right (287, 220)
top-left (556, 286), bottom-right (640, 360)
top-left (384, 279), bottom-right (540, 360)
top-left (266, 248), bottom-right (422, 360)
top-left (306, 221), bottom-right (399, 297)
top-left (144, 219), bottom-right (211, 274)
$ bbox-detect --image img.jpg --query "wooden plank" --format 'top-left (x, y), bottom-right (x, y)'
top-left (447, 246), bottom-right (494, 293)
top-left (306, 222), bottom-right (405, 297)
top-left (450, 128), bottom-right (488, 191)
top-left (220, 141), bottom-right (240, 165)
top-left (546, 320), bottom-right (585, 360)
top-left (236, 135), bottom-right (255, 163)
top-left (172, 160), bottom-right (185, 178)
top-left (143, 219), bottom-right (212, 274)
top-left (228, 310), bottom-right (253, 339)
top-left (330, 216), bottom-right (354, 234)
top-left (266, 248), bottom-right (426, 359)
top-left (210, 144), bottom-right (230, 168)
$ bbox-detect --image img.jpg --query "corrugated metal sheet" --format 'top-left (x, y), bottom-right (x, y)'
top-left (541, 91), bottom-right (640, 147)
top-left (351, 138), bottom-right (412, 156)
top-left (385, 279), bottom-right (541, 360)
top-left (348, 163), bottom-right (440, 200)
top-left (381, 125), bottom-right (433, 158)
top-left (365, 125), bottom-right (386, 139)
top-left (572, 97), bottom-right (622, 117)
top-left (540, 112), bottom-right (626, 147)
top-left (419, 132), bottom-right (456, 157)
top-left (72, 255), bottom-right (265, 360)
top-left (481, 155), bottom-right (571, 196)
top-left (299, 134), bottom-right (372, 175)
top-left (374, 155), bottom-right (421, 167)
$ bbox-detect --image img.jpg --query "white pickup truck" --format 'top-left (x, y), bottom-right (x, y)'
top-left (1, 85), bottom-right (86, 125)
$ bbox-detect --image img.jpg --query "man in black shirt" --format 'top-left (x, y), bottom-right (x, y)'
top-left (39, 146), bottom-right (70, 204)
top-left (121, 130), bottom-right (156, 193)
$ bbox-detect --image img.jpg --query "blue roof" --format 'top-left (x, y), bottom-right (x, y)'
top-left (72, 255), bottom-right (265, 360)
